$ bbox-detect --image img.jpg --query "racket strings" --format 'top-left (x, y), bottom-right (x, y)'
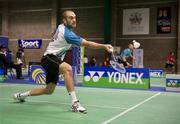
top-left (110, 52), bottom-right (126, 73)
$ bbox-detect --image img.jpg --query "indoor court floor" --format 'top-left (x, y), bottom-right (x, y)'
top-left (0, 83), bottom-right (180, 124)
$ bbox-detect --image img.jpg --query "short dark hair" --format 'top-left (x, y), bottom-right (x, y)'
top-left (62, 10), bottom-right (74, 18)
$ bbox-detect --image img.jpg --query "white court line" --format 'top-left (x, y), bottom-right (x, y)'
top-left (101, 92), bottom-right (161, 124)
top-left (0, 84), bottom-right (20, 87)
top-left (0, 98), bottom-right (128, 110)
top-left (0, 84), bottom-right (179, 96)
top-left (0, 83), bottom-right (157, 95)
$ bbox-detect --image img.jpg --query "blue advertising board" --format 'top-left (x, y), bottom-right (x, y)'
top-left (0, 68), bottom-right (4, 82)
top-left (29, 65), bottom-right (46, 84)
top-left (29, 65), bottom-right (77, 85)
top-left (18, 39), bottom-right (42, 49)
top-left (0, 36), bottom-right (8, 48)
top-left (150, 69), bottom-right (165, 78)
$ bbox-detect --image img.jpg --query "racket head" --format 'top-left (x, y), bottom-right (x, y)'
top-left (110, 60), bottom-right (126, 73)
top-left (110, 57), bottom-right (126, 74)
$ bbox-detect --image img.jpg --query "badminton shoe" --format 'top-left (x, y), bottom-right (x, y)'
top-left (13, 93), bottom-right (26, 102)
top-left (71, 100), bottom-right (87, 113)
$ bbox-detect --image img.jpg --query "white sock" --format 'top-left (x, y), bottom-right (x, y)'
top-left (20, 91), bottom-right (30, 98)
top-left (69, 91), bottom-right (78, 103)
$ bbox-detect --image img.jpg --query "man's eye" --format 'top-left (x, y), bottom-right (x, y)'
top-left (69, 17), bottom-right (75, 20)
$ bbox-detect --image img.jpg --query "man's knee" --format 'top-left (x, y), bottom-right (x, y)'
top-left (45, 83), bottom-right (56, 95)
top-left (65, 66), bottom-right (72, 74)
top-left (45, 89), bottom-right (54, 95)
top-left (60, 63), bottom-right (72, 74)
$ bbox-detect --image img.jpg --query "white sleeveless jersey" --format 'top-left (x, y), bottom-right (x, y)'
top-left (44, 24), bottom-right (83, 60)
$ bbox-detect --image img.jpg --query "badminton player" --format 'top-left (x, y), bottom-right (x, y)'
top-left (13, 10), bottom-right (112, 113)
top-left (118, 44), bottom-right (135, 67)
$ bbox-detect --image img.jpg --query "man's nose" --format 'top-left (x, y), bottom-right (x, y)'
top-left (72, 18), bottom-right (76, 22)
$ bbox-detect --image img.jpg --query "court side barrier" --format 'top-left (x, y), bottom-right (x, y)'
top-left (166, 74), bottom-right (180, 92)
top-left (83, 67), bottom-right (150, 90)
top-left (149, 69), bottom-right (165, 78)
top-left (149, 69), bottom-right (166, 87)
top-left (0, 68), bottom-right (5, 82)
top-left (29, 65), bottom-right (77, 85)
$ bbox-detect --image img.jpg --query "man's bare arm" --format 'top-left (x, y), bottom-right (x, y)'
top-left (80, 39), bottom-right (112, 53)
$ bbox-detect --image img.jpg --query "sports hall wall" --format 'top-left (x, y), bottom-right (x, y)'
top-left (0, 0), bottom-right (179, 73)
top-left (60, 0), bottom-right (105, 62)
top-left (0, 0), bottom-right (105, 63)
top-left (0, 3), bottom-right (2, 35)
top-left (0, 15), bottom-right (2, 35)
top-left (113, 0), bottom-right (178, 69)
top-left (0, 0), bottom-right (52, 63)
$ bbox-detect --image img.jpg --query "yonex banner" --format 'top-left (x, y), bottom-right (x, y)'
top-left (166, 74), bottom-right (180, 92)
top-left (83, 67), bottom-right (150, 89)
top-left (150, 69), bottom-right (165, 78)
top-left (18, 39), bottom-right (42, 49)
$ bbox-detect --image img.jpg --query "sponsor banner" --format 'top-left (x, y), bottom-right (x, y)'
top-left (18, 39), bottom-right (42, 49)
top-left (29, 65), bottom-right (77, 85)
top-left (0, 36), bottom-right (8, 48)
top-left (123, 8), bottom-right (149, 35)
top-left (29, 65), bottom-right (46, 85)
top-left (0, 68), bottom-right (4, 82)
top-left (166, 79), bottom-right (180, 87)
top-left (150, 69), bottom-right (165, 78)
top-left (166, 74), bottom-right (180, 91)
top-left (83, 67), bottom-right (150, 89)
top-left (157, 7), bottom-right (171, 33)
top-left (0, 68), bottom-right (4, 75)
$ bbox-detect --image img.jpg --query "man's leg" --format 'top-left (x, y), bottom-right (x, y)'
top-left (59, 62), bottom-right (86, 113)
top-left (59, 62), bottom-right (74, 92)
top-left (60, 62), bottom-right (77, 103)
top-left (29, 83), bottom-right (56, 96)
top-left (13, 83), bottom-right (56, 101)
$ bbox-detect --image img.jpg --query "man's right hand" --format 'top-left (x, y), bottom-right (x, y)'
top-left (104, 44), bottom-right (113, 53)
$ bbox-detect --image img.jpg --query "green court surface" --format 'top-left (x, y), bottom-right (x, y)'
top-left (0, 83), bottom-right (180, 124)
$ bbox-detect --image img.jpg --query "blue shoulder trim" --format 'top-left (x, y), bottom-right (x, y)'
top-left (64, 26), bottom-right (82, 46)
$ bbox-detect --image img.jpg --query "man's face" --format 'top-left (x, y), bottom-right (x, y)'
top-left (129, 44), bottom-right (134, 50)
top-left (63, 11), bottom-right (76, 28)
